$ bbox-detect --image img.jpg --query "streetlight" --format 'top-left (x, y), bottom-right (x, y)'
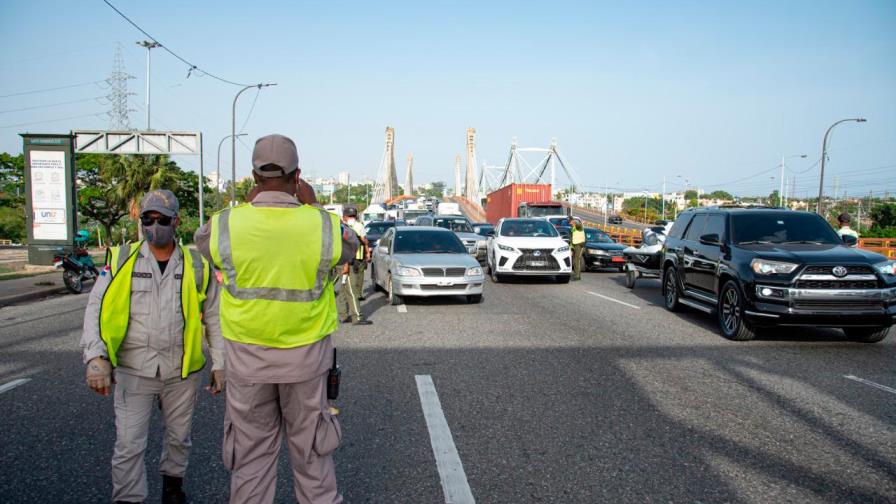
top-left (817, 118), bottom-right (866, 215)
top-left (642, 190), bottom-right (650, 222)
top-left (779, 154), bottom-right (807, 207)
top-left (136, 40), bottom-right (161, 130)
top-left (218, 133), bottom-right (248, 210)
top-left (232, 83), bottom-right (276, 205)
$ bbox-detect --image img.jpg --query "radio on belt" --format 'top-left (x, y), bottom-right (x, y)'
top-left (327, 348), bottom-right (341, 400)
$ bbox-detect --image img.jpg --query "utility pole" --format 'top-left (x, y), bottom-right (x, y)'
top-left (136, 41), bottom-right (160, 130)
top-left (232, 83), bottom-right (276, 205)
top-left (817, 118), bottom-right (866, 215)
top-left (604, 183), bottom-right (608, 227)
top-left (661, 176), bottom-right (666, 220)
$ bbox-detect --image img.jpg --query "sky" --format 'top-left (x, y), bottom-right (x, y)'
top-left (1, 0), bottom-right (894, 199)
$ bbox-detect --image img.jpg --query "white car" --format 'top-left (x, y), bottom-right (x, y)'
top-left (487, 218), bottom-right (572, 283)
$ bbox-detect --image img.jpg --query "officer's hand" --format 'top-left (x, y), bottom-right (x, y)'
top-left (296, 178), bottom-right (318, 206)
top-left (86, 357), bottom-right (112, 396)
top-left (206, 370), bottom-right (226, 395)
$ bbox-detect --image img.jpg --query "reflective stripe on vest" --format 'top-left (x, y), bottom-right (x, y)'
top-left (99, 242), bottom-right (209, 378)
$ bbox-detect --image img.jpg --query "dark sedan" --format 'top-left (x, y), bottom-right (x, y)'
top-left (583, 228), bottom-right (627, 271)
top-left (364, 221), bottom-right (397, 248)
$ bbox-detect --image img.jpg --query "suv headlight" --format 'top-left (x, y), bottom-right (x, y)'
top-left (397, 266), bottom-right (421, 277)
top-left (874, 260), bottom-right (896, 277)
top-left (466, 266), bottom-right (483, 276)
top-left (751, 258), bottom-right (798, 275)
top-left (497, 243), bottom-right (516, 252)
top-left (556, 245), bottom-right (570, 253)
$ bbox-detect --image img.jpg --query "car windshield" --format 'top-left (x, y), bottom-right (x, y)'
top-left (393, 230), bottom-right (468, 254)
top-left (526, 206), bottom-right (564, 218)
top-left (585, 230), bottom-right (614, 243)
top-left (365, 222), bottom-right (394, 234)
top-left (548, 217), bottom-right (571, 227)
top-left (500, 220), bottom-right (559, 237)
top-left (732, 212), bottom-right (842, 245)
top-left (404, 210), bottom-right (429, 218)
top-left (473, 225), bottom-right (494, 236)
top-left (435, 218), bottom-right (473, 233)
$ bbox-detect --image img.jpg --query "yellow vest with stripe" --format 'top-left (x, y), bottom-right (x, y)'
top-left (572, 228), bottom-right (586, 245)
top-left (209, 203), bottom-right (342, 348)
top-left (99, 242), bottom-right (210, 378)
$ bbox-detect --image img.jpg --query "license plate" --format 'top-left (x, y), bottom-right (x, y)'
top-left (529, 261), bottom-right (546, 267)
top-left (611, 257), bottom-right (625, 263)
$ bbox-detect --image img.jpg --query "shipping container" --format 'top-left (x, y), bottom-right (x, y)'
top-left (485, 183), bottom-right (554, 223)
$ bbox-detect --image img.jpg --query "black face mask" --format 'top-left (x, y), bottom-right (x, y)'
top-left (143, 223), bottom-right (175, 247)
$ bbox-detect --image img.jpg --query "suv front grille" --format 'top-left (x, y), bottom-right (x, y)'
top-left (422, 267), bottom-right (467, 277)
top-left (803, 265), bottom-right (874, 275)
top-left (792, 300), bottom-right (884, 312)
top-left (513, 249), bottom-right (560, 271)
top-left (795, 280), bottom-right (878, 289)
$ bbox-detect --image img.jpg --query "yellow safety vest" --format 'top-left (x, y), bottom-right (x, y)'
top-left (351, 220), bottom-right (366, 260)
top-left (209, 203), bottom-right (342, 348)
top-left (99, 242), bottom-right (210, 378)
top-left (572, 228), bottom-right (586, 245)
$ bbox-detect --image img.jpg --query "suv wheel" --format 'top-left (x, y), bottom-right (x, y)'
top-left (843, 326), bottom-right (890, 343)
top-left (662, 266), bottom-right (681, 312)
top-left (718, 280), bottom-right (757, 341)
top-left (489, 259), bottom-right (502, 283)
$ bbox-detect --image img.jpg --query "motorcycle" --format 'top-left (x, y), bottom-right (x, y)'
top-left (622, 223), bottom-right (673, 289)
top-left (54, 230), bottom-right (99, 294)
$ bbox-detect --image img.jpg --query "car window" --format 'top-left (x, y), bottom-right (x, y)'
top-left (393, 230), bottom-right (467, 254)
top-left (702, 214), bottom-right (725, 241)
top-left (731, 212), bottom-right (842, 244)
top-left (499, 220), bottom-right (559, 237)
top-left (379, 229), bottom-right (393, 250)
top-left (683, 214), bottom-right (707, 241)
top-left (434, 218), bottom-right (473, 233)
top-left (668, 213), bottom-right (692, 239)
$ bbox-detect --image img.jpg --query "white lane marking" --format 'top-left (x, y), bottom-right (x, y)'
top-left (0, 378), bottom-right (31, 395)
top-left (397, 304), bottom-right (407, 313)
top-left (844, 375), bottom-right (896, 395)
top-left (587, 291), bottom-right (640, 310)
top-left (415, 375), bottom-right (476, 504)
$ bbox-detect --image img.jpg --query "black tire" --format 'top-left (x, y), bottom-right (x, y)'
top-left (625, 269), bottom-right (637, 289)
top-left (371, 265), bottom-right (385, 292)
top-left (555, 275), bottom-right (571, 284)
top-left (843, 326), bottom-right (890, 343)
top-left (63, 270), bottom-right (84, 294)
top-left (489, 260), bottom-right (502, 283)
top-left (662, 266), bottom-right (681, 312)
top-left (466, 294), bottom-right (483, 304)
top-left (718, 280), bottom-right (757, 341)
top-left (387, 275), bottom-right (403, 306)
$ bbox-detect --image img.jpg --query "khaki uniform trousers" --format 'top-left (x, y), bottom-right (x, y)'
top-left (112, 370), bottom-right (199, 502)
top-left (223, 372), bottom-right (343, 504)
top-left (336, 264), bottom-right (363, 323)
top-left (572, 243), bottom-right (584, 280)
top-left (351, 261), bottom-right (366, 300)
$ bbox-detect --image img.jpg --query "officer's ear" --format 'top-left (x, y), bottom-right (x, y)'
top-left (173, 215), bottom-right (181, 229)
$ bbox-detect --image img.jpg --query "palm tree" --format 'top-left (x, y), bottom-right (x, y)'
top-left (104, 154), bottom-right (177, 239)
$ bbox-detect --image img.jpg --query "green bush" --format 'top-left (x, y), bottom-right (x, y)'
top-left (862, 226), bottom-right (896, 239)
top-left (0, 206), bottom-right (26, 243)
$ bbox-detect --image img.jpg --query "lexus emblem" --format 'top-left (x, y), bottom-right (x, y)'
top-left (533, 251), bottom-right (542, 257)
top-left (831, 266), bottom-right (848, 278)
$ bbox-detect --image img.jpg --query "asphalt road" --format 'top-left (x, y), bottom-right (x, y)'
top-left (1, 269), bottom-right (894, 503)
top-left (568, 206), bottom-right (647, 232)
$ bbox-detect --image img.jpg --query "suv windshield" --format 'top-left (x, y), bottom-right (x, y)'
top-left (393, 230), bottom-right (467, 254)
top-left (434, 218), bottom-right (473, 233)
top-left (500, 220), bottom-right (559, 237)
top-left (732, 212), bottom-right (842, 245)
top-left (365, 222), bottom-right (395, 234)
top-left (548, 217), bottom-right (571, 227)
top-left (525, 206), bottom-right (564, 218)
top-left (585, 230), bottom-right (614, 243)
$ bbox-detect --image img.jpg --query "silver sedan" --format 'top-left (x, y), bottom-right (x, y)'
top-left (371, 226), bottom-right (486, 305)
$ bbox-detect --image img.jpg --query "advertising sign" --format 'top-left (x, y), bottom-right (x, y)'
top-left (29, 150), bottom-right (68, 240)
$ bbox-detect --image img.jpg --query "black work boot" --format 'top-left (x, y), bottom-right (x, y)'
top-left (162, 475), bottom-right (187, 504)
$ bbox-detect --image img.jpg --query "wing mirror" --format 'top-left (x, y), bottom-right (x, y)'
top-left (377, 245), bottom-right (389, 255)
top-left (699, 233), bottom-right (720, 246)
top-left (841, 234), bottom-right (858, 247)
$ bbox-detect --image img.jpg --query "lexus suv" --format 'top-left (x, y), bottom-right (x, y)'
top-left (661, 207), bottom-right (895, 342)
top-left (487, 218), bottom-right (572, 283)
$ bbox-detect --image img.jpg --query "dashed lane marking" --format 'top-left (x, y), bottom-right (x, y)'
top-left (397, 304), bottom-right (407, 313)
top-left (844, 375), bottom-right (896, 396)
top-left (415, 375), bottom-right (475, 504)
top-left (0, 378), bottom-right (31, 395)
top-left (587, 291), bottom-right (640, 309)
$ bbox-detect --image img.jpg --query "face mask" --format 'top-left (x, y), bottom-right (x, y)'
top-left (347, 218), bottom-right (356, 225)
top-left (144, 223), bottom-right (175, 247)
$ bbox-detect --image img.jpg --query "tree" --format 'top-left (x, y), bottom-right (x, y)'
top-left (684, 190), bottom-right (698, 200)
top-left (76, 154), bottom-right (128, 245)
top-left (871, 203), bottom-right (896, 229)
top-left (704, 190), bottom-right (733, 200)
top-left (768, 190), bottom-right (780, 206)
top-left (0, 153), bottom-right (25, 207)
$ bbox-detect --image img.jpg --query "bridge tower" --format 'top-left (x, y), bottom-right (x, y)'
top-left (464, 127), bottom-right (480, 203)
top-left (371, 126), bottom-right (400, 204)
top-left (405, 152), bottom-right (414, 196)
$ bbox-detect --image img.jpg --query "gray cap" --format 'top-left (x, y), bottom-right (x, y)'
top-left (252, 134), bottom-right (299, 177)
top-left (140, 189), bottom-right (179, 217)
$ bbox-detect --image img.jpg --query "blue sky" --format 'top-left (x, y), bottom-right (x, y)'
top-left (1, 0), bottom-right (894, 198)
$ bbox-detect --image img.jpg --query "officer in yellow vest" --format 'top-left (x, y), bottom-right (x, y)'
top-left (80, 190), bottom-right (225, 504)
top-left (194, 134), bottom-right (359, 504)
top-left (571, 217), bottom-right (586, 281)
top-left (337, 206), bottom-right (372, 325)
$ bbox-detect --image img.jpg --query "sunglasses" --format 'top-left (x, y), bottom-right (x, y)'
top-left (140, 214), bottom-right (173, 226)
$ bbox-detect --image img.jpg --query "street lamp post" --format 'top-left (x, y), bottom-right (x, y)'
top-left (136, 40), bottom-right (161, 130)
top-left (817, 118), bottom-right (866, 215)
top-left (218, 133), bottom-right (248, 210)
top-left (232, 83), bottom-right (276, 205)
top-left (779, 154), bottom-right (807, 207)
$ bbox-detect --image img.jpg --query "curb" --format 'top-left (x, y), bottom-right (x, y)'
top-left (0, 286), bottom-right (71, 307)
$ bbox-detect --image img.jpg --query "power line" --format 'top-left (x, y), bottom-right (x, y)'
top-left (238, 88), bottom-right (260, 134)
top-left (102, 0), bottom-right (250, 87)
top-left (0, 112), bottom-right (105, 129)
top-left (0, 80), bottom-right (107, 99)
top-left (0, 96), bottom-right (106, 114)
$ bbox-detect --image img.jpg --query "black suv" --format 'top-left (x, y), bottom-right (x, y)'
top-left (662, 207), bottom-right (895, 342)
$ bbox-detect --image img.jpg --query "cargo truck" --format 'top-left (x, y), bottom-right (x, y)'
top-left (485, 183), bottom-right (566, 223)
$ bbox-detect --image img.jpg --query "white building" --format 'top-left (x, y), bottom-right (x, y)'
top-left (337, 171), bottom-right (350, 185)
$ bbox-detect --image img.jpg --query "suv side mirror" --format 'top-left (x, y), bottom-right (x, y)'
top-left (699, 233), bottom-right (720, 246)
top-left (841, 234), bottom-right (858, 247)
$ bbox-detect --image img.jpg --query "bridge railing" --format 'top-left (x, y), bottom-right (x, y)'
top-left (451, 196), bottom-right (487, 222)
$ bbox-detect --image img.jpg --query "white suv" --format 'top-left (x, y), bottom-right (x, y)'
top-left (487, 218), bottom-right (572, 283)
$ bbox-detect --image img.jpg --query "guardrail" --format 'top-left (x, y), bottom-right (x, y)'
top-left (451, 196), bottom-right (487, 222)
top-left (859, 238), bottom-right (896, 259)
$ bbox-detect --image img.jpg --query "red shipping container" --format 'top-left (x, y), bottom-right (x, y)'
top-left (485, 183), bottom-right (553, 224)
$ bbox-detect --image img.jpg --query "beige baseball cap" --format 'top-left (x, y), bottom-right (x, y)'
top-left (140, 189), bottom-right (179, 217)
top-left (252, 134), bottom-right (299, 177)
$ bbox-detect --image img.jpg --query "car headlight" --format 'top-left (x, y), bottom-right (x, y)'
top-left (587, 249), bottom-right (608, 255)
top-left (466, 266), bottom-right (483, 276)
top-left (497, 243), bottom-right (516, 252)
top-left (556, 245), bottom-right (570, 253)
top-left (396, 266), bottom-right (421, 277)
top-left (750, 258), bottom-right (798, 275)
top-left (874, 260), bottom-right (896, 277)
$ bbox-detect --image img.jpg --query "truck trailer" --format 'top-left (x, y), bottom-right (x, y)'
top-left (484, 183), bottom-right (566, 223)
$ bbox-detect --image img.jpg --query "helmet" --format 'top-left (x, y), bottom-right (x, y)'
top-left (75, 230), bottom-right (90, 242)
top-left (343, 207), bottom-right (358, 218)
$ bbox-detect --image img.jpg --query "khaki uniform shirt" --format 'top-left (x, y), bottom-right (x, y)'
top-left (80, 242), bottom-right (225, 379)
top-left (193, 191), bottom-right (359, 383)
